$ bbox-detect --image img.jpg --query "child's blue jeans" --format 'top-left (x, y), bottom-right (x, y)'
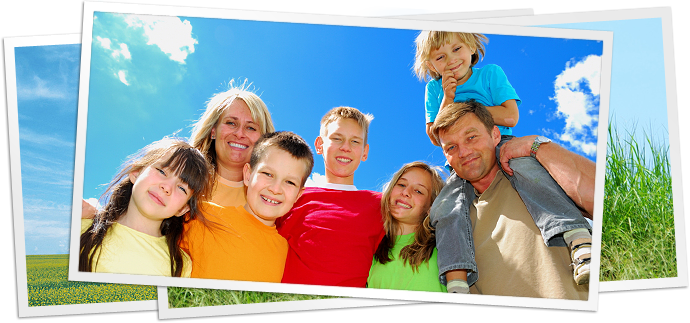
top-left (429, 135), bottom-right (592, 286)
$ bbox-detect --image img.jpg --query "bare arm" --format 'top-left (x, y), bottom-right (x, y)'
top-left (499, 136), bottom-right (595, 217)
top-left (486, 99), bottom-right (519, 128)
top-left (82, 199), bottom-right (97, 219)
top-left (426, 122), bottom-right (441, 146)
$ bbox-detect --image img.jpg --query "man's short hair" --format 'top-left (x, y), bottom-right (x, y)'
top-left (249, 131), bottom-right (314, 187)
top-left (430, 100), bottom-right (495, 143)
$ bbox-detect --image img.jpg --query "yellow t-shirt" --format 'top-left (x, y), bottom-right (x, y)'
top-left (80, 219), bottom-right (192, 277)
top-left (209, 176), bottom-right (246, 207)
top-left (180, 202), bottom-right (288, 282)
top-left (469, 172), bottom-right (589, 300)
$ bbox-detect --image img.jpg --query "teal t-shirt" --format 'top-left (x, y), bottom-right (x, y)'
top-left (367, 233), bottom-right (446, 292)
top-left (424, 64), bottom-right (521, 136)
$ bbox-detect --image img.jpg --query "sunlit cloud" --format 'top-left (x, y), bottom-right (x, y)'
top-left (96, 36), bottom-right (131, 60)
top-left (117, 70), bottom-right (129, 86)
top-left (550, 55), bottom-right (601, 156)
top-left (306, 172), bottom-right (328, 187)
top-left (124, 14), bottom-right (197, 64)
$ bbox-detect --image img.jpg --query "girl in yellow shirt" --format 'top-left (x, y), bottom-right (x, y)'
top-left (79, 138), bottom-right (211, 277)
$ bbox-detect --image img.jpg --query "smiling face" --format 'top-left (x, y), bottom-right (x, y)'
top-left (426, 35), bottom-right (476, 85)
top-left (128, 162), bottom-right (192, 223)
top-left (315, 118), bottom-right (369, 185)
top-left (211, 99), bottom-right (262, 180)
top-left (243, 147), bottom-right (306, 226)
top-left (389, 167), bottom-right (433, 228)
top-left (439, 113), bottom-right (501, 193)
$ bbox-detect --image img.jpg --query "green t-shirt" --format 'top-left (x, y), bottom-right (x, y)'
top-left (367, 233), bottom-right (446, 292)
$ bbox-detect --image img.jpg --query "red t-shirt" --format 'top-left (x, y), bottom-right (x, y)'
top-left (276, 187), bottom-right (384, 287)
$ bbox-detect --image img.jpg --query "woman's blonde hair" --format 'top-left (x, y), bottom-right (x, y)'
top-left (374, 161), bottom-right (445, 271)
top-left (414, 31), bottom-right (488, 81)
top-left (190, 79), bottom-right (275, 172)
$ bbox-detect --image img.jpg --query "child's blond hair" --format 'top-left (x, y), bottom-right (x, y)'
top-left (414, 31), bottom-right (488, 81)
top-left (319, 106), bottom-right (374, 145)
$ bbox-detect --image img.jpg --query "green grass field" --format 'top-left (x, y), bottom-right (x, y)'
top-left (26, 254), bottom-right (157, 306)
top-left (600, 123), bottom-right (677, 281)
top-left (167, 287), bottom-right (336, 308)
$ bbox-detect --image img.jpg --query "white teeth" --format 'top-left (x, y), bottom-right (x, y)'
top-left (336, 157), bottom-right (352, 163)
top-left (396, 201), bottom-right (411, 209)
top-left (261, 195), bottom-right (280, 204)
top-left (229, 142), bottom-right (248, 149)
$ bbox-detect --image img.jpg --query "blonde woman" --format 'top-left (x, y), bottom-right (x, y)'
top-left (190, 79), bottom-right (275, 207)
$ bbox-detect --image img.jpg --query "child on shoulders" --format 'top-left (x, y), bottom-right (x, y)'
top-left (414, 31), bottom-right (592, 292)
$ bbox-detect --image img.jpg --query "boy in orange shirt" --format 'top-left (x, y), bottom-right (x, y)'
top-left (181, 131), bottom-right (313, 282)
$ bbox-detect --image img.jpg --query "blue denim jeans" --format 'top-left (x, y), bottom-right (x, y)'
top-left (429, 135), bottom-right (592, 285)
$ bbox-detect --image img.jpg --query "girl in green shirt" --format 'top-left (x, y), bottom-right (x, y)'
top-left (367, 162), bottom-right (446, 292)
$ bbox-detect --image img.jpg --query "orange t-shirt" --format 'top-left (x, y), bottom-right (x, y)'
top-left (180, 202), bottom-right (288, 282)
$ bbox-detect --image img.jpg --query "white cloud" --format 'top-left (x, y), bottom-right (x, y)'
top-left (124, 14), bottom-right (197, 64)
top-left (305, 172), bottom-right (328, 187)
top-left (117, 43), bottom-right (132, 59)
top-left (24, 219), bottom-right (70, 238)
top-left (19, 127), bottom-right (74, 148)
top-left (96, 36), bottom-right (132, 60)
top-left (550, 55), bottom-right (601, 157)
top-left (96, 36), bottom-right (112, 49)
top-left (117, 70), bottom-right (129, 86)
top-left (17, 75), bottom-right (66, 100)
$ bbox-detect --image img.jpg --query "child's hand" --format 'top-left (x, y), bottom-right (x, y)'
top-left (441, 68), bottom-right (457, 106)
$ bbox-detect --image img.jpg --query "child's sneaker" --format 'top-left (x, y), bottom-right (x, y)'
top-left (569, 242), bottom-right (591, 285)
top-left (447, 279), bottom-right (470, 294)
top-left (563, 228), bottom-right (591, 285)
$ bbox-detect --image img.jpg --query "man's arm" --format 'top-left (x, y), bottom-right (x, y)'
top-left (499, 135), bottom-right (595, 216)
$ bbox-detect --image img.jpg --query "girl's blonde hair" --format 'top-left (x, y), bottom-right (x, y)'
top-left (79, 138), bottom-right (212, 277)
top-left (374, 161), bottom-right (445, 271)
top-left (190, 79), bottom-right (275, 175)
top-left (413, 31), bottom-right (488, 81)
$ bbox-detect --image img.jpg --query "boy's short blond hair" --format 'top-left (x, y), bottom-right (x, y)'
top-left (414, 31), bottom-right (488, 81)
top-left (319, 106), bottom-right (374, 145)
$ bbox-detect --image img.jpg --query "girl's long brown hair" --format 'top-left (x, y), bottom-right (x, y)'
top-left (374, 162), bottom-right (445, 272)
top-left (79, 138), bottom-right (211, 277)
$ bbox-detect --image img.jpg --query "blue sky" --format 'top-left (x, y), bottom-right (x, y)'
top-left (541, 18), bottom-right (669, 157)
top-left (15, 44), bottom-right (81, 255)
top-left (83, 12), bottom-right (603, 200)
